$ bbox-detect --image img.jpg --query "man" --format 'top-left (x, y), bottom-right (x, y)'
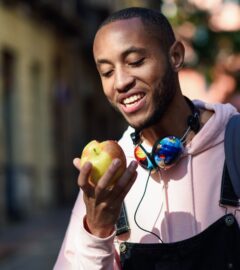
top-left (54, 7), bottom-right (240, 270)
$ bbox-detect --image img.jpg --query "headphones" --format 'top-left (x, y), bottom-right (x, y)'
top-left (130, 97), bottom-right (200, 172)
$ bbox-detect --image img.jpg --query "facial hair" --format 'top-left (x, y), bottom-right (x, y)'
top-left (107, 63), bottom-right (177, 131)
top-left (132, 66), bottom-right (177, 132)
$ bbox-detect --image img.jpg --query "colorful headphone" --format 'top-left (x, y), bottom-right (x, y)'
top-left (130, 97), bottom-right (200, 171)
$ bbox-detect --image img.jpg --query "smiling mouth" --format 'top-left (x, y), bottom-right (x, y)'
top-left (122, 93), bottom-right (145, 107)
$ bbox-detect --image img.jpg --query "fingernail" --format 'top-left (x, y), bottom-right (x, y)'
top-left (85, 162), bottom-right (92, 168)
top-left (113, 159), bottom-right (121, 167)
top-left (129, 160), bottom-right (138, 171)
top-left (82, 162), bottom-right (92, 172)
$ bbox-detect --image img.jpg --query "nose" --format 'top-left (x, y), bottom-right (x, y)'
top-left (114, 68), bottom-right (135, 92)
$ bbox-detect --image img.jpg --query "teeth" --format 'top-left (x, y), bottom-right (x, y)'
top-left (123, 94), bottom-right (143, 105)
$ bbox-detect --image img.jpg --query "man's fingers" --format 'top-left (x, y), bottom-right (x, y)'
top-left (96, 158), bottom-right (122, 190)
top-left (73, 158), bottom-right (81, 170)
top-left (77, 161), bottom-right (93, 193)
top-left (116, 160), bottom-right (138, 188)
top-left (75, 157), bottom-right (138, 204)
top-left (118, 170), bottom-right (138, 201)
top-left (109, 160), bottom-right (138, 200)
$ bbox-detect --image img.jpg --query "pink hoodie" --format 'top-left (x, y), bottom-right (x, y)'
top-left (54, 101), bottom-right (240, 270)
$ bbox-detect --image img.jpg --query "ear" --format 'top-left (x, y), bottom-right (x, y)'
top-left (169, 41), bottom-right (185, 72)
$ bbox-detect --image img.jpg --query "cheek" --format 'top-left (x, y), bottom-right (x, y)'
top-left (150, 63), bottom-right (172, 90)
top-left (101, 80), bottom-right (114, 100)
top-left (142, 62), bottom-right (166, 87)
top-left (146, 73), bottom-right (164, 92)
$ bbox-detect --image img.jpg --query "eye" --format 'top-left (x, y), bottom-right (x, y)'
top-left (101, 70), bottom-right (113, 78)
top-left (129, 58), bottom-right (145, 67)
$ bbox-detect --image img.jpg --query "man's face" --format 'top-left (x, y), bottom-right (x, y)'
top-left (93, 18), bottom-right (176, 130)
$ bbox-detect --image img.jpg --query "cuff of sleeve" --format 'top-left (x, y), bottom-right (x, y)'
top-left (79, 215), bottom-right (116, 257)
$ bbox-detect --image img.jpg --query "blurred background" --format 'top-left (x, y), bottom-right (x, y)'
top-left (0, 0), bottom-right (239, 269)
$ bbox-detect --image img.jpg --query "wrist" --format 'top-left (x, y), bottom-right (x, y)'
top-left (83, 216), bottom-right (115, 238)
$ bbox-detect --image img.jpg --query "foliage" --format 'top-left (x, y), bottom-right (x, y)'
top-left (163, 0), bottom-right (240, 91)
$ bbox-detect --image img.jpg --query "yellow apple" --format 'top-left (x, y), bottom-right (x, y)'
top-left (80, 140), bottom-right (127, 186)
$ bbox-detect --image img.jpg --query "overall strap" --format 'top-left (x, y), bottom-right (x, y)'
top-left (220, 114), bottom-right (240, 207)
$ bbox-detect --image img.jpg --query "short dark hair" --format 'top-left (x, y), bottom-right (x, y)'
top-left (99, 7), bottom-right (176, 50)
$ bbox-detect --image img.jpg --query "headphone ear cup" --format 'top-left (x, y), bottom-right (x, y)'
top-left (152, 136), bottom-right (184, 170)
top-left (134, 144), bottom-right (157, 171)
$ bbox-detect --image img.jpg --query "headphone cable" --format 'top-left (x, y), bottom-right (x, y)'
top-left (133, 169), bottom-right (164, 243)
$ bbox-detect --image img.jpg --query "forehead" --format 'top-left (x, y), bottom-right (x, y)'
top-left (93, 18), bottom-right (161, 59)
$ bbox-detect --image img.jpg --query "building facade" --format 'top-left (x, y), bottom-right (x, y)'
top-left (0, 1), bottom-right (75, 223)
top-left (0, 0), bottom-right (160, 224)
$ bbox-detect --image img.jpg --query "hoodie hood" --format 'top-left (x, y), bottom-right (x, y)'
top-left (185, 100), bottom-right (238, 155)
top-left (119, 100), bottom-right (238, 160)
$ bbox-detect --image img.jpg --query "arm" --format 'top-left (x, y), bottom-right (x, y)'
top-left (54, 158), bottom-right (138, 269)
top-left (53, 191), bottom-right (118, 270)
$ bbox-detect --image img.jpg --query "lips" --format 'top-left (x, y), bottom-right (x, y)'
top-left (120, 93), bottom-right (146, 113)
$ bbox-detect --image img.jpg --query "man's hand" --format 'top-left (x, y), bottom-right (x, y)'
top-left (73, 158), bottom-right (138, 238)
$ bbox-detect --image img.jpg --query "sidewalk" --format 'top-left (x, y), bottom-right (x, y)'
top-left (0, 207), bottom-right (71, 270)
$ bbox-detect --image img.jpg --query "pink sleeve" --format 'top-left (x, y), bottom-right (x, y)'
top-left (53, 191), bottom-right (121, 270)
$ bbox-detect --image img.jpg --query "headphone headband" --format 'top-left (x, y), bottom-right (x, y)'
top-left (130, 131), bottom-right (141, 145)
top-left (185, 97), bottom-right (200, 133)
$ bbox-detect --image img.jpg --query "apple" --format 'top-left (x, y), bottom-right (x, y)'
top-left (80, 140), bottom-right (127, 186)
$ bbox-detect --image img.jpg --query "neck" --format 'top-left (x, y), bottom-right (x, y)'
top-left (140, 95), bottom-right (199, 146)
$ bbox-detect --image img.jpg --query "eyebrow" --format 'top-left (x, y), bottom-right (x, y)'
top-left (96, 46), bottom-right (147, 66)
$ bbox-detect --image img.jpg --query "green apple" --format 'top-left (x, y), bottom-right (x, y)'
top-left (80, 140), bottom-right (126, 186)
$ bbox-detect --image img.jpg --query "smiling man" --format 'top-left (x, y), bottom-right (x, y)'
top-left (54, 7), bottom-right (240, 270)
top-left (94, 17), bottom-right (178, 133)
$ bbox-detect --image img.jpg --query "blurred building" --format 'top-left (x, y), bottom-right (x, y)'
top-left (0, 0), bottom-right (161, 225)
top-left (0, 0), bottom-right (81, 223)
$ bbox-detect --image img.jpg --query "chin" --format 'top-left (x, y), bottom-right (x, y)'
top-left (127, 117), bottom-right (150, 131)
top-left (128, 109), bottom-right (164, 131)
